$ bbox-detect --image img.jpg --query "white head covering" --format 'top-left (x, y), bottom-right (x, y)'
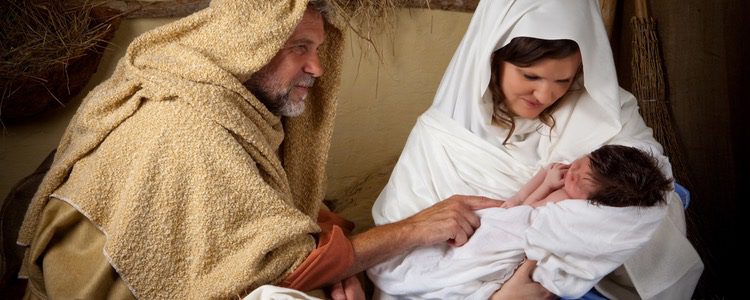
top-left (374, 0), bottom-right (662, 224)
top-left (432, 0), bottom-right (620, 163)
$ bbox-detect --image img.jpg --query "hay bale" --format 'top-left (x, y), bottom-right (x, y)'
top-left (0, 0), bottom-right (121, 123)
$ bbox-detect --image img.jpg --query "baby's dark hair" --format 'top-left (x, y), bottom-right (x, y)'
top-left (587, 145), bottom-right (672, 207)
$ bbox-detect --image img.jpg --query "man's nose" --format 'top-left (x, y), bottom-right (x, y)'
top-left (304, 53), bottom-right (324, 77)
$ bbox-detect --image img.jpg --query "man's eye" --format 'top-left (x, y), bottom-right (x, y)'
top-left (293, 45), bottom-right (308, 54)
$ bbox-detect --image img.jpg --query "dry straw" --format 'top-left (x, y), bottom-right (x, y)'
top-left (630, 0), bottom-right (692, 189)
top-left (0, 0), bottom-right (119, 123)
top-left (328, 0), bottom-right (412, 58)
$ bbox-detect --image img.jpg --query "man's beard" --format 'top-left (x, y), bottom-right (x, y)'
top-left (245, 70), bottom-right (316, 117)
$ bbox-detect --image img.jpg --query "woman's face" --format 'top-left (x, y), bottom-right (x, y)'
top-left (500, 52), bottom-right (582, 119)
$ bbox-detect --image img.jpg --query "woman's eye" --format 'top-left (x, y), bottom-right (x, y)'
top-left (523, 74), bottom-right (539, 80)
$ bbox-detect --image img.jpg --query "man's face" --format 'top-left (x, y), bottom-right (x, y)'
top-left (245, 8), bottom-right (325, 117)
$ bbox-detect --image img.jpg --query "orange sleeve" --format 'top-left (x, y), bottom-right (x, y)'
top-left (280, 210), bottom-right (355, 291)
top-left (316, 209), bottom-right (355, 234)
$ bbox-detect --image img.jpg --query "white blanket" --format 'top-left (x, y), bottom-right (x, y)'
top-left (369, 201), bottom-right (666, 299)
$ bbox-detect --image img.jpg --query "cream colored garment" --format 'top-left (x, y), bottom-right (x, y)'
top-left (373, 0), bottom-right (702, 298)
top-left (18, 0), bottom-right (344, 298)
top-left (243, 285), bottom-right (322, 300)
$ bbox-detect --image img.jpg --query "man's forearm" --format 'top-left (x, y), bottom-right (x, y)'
top-left (331, 195), bottom-right (503, 282)
top-left (336, 221), bottom-right (420, 280)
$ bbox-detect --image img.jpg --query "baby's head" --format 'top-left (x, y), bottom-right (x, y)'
top-left (584, 145), bottom-right (672, 207)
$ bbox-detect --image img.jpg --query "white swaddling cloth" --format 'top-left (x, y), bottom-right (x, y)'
top-left (369, 201), bottom-right (666, 300)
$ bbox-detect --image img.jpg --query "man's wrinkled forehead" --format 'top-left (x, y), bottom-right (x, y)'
top-left (300, 7), bottom-right (325, 32)
top-left (285, 8), bottom-right (326, 45)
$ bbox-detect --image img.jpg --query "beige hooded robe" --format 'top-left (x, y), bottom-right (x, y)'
top-left (17, 0), bottom-right (345, 298)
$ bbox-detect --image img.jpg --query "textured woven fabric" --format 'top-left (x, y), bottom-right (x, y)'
top-left (18, 0), bottom-right (344, 298)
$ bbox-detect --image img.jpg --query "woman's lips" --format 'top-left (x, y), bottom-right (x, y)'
top-left (522, 98), bottom-right (542, 108)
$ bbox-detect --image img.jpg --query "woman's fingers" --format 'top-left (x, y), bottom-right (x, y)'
top-left (514, 259), bottom-right (536, 278)
top-left (342, 276), bottom-right (365, 300)
top-left (330, 276), bottom-right (365, 300)
top-left (491, 259), bottom-right (556, 300)
top-left (329, 281), bottom-right (345, 300)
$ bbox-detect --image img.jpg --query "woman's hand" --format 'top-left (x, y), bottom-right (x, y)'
top-left (329, 276), bottom-right (365, 300)
top-left (491, 260), bottom-right (557, 300)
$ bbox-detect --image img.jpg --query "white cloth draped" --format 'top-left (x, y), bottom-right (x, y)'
top-left (369, 201), bottom-right (666, 300)
top-left (243, 285), bottom-right (321, 300)
top-left (370, 0), bottom-right (703, 298)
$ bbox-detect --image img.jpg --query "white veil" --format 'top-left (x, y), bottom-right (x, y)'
top-left (432, 0), bottom-right (621, 157)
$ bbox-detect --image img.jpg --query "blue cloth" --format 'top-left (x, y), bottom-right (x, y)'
top-left (674, 182), bottom-right (690, 208)
top-left (562, 287), bottom-right (607, 300)
top-left (573, 288), bottom-right (608, 300)
top-left (564, 183), bottom-right (690, 300)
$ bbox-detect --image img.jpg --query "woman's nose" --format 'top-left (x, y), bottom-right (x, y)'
top-left (533, 83), bottom-right (556, 104)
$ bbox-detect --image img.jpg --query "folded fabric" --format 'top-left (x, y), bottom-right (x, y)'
top-left (369, 201), bottom-right (666, 299)
top-left (243, 285), bottom-right (322, 300)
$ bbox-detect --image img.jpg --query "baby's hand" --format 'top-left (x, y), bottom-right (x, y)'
top-left (501, 200), bottom-right (521, 208)
top-left (544, 163), bottom-right (569, 189)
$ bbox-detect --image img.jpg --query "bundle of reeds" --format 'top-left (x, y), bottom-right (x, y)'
top-left (0, 0), bottom-right (120, 124)
top-left (630, 0), bottom-right (693, 189)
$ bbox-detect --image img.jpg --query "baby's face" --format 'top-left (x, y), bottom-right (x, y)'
top-left (563, 155), bottom-right (597, 199)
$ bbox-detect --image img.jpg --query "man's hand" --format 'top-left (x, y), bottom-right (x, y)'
top-left (329, 276), bottom-right (365, 300)
top-left (491, 260), bottom-right (557, 300)
top-left (342, 195), bottom-right (501, 281)
top-left (398, 195), bottom-right (502, 247)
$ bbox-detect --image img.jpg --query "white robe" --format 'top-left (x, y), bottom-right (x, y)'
top-left (370, 0), bottom-right (703, 299)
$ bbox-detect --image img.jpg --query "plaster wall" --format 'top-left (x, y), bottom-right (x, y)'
top-left (0, 9), bottom-right (472, 203)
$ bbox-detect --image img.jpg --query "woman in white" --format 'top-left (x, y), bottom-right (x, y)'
top-left (369, 0), bottom-right (703, 299)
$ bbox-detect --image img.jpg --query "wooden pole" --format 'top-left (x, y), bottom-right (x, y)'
top-left (599, 0), bottom-right (617, 40)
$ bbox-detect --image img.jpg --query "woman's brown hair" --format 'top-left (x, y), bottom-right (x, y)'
top-left (489, 37), bottom-right (580, 144)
